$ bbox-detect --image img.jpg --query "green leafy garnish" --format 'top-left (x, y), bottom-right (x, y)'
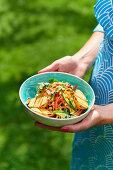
top-left (36, 82), bottom-right (50, 91)
top-left (62, 84), bottom-right (66, 89)
top-left (49, 78), bottom-right (59, 84)
top-left (56, 85), bottom-right (65, 92)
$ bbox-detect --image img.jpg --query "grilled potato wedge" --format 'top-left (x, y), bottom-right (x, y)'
top-left (31, 108), bottom-right (54, 117)
top-left (28, 98), bottom-right (36, 108)
top-left (33, 97), bottom-right (42, 108)
top-left (34, 96), bottom-right (48, 108)
top-left (74, 89), bottom-right (88, 110)
top-left (40, 96), bottom-right (48, 108)
top-left (40, 109), bottom-right (54, 117)
top-left (31, 108), bottom-right (42, 114)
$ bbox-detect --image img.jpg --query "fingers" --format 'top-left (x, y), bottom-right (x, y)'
top-left (35, 122), bottom-right (61, 131)
top-left (38, 62), bottom-right (59, 74)
top-left (61, 108), bottom-right (100, 133)
top-left (35, 120), bottom-right (90, 133)
top-left (61, 120), bottom-right (90, 133)
top-left (61, 111), bottom-right (95, 133)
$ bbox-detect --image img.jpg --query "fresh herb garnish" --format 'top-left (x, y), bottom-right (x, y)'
top-left (56, 85), bottom-right (65, 92)
top-left (36, 82), bottom-right (50, 91)
top-left (49, 78), bottom-right (59, 84)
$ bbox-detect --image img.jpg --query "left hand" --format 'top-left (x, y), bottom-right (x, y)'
top-left (35, 104), bottom-right (113, 133)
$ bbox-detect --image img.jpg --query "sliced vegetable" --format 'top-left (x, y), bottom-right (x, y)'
top-left (56, 85), bottom-right (65, 92)
top-left (76, 110), bottom-right (83, 116)
top-left (39, 96), bottom-right (48, 108)
top-left (50, 93), bottom-right (55, 100)
top-left (33, 96), bottom-right (48, 108)
top-left (54, 110), bottom-right (69, 119)
top-left (74, 89), bottom-right (88, 109)
top-left (69, 98), bottom-right (77, 111)
top-left (54, 110), bottom-right (68, 114)
top-left (73, 84), bottom-right (78, 90)
top-left (31, 108), bottom-right (42, 114)
top-left (40, 109), bottom-right (54, 117)
top-left (74, 89), bottom-right (87, 101)
top-left (34, 109), bottom-right (54, 117)
top-left (70, 110), bottom-right (83, 118)
top-left (54, 97), bottom-right (59, 111)
top-left (60, 96), bottom-right (65, 105)
top-left (62, 93), bottom-right (76, 111)
top-left (33, 97), bottom-right (42, 108)
top-left (28, 98), bottom-right (36, 108)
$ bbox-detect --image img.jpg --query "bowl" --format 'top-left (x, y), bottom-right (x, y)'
top-left (19, 72), bottom-right (95, 127)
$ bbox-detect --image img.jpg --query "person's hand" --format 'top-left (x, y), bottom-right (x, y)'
top-left (35, 104), bottom-right (113, 133)
top-left (38, 56), bottom-right (88, 78)
top-left (38, 32), bottom-right (104, 78)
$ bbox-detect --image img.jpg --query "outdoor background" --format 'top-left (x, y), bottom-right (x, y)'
top-left (0, 0), bottom-right (97, 169)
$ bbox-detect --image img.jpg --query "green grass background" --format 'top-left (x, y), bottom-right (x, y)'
top-left (0, 0), bottom-right (97, 169)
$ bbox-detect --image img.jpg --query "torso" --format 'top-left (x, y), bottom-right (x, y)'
top-left (71, 35), bottom-right (113, 170)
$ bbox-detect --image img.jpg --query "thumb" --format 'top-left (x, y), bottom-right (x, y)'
top-left (38, 62), bottom-right (59, 74)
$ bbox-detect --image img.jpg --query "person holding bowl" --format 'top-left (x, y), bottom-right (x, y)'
top-left (35, 0), bottom-right (113, 169)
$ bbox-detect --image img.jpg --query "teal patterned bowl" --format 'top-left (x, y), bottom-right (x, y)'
top-left (19, 72), bottom-right (95, 127)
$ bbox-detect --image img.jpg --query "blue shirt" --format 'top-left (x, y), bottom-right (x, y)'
top-left (71, 0), bottom-right (113, 169)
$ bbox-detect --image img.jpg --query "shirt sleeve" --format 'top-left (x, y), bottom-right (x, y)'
top-left (93, 24), bottom-right (104, 33)
top-left (94, 0), bottom-right (113, 39)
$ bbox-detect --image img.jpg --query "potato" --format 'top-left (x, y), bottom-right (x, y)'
top-left (74, 89), bottom-right (88, 110)
top-left (33, 97), bottom-right (42, 108)
top-left (28, 98), bottom-right (36, 108)
top-left (74, 89), bottom-right (87, 100)
top-left (31, 108), bottom-right (42, 113)
top-left (33, 96), bottom-right (48, 108)
top-left (39, 96), bottom-right (48, 108)
top-left (31, 108), bottom-right (54, 117)
top-left (40, 109), bottom-right (54, 117)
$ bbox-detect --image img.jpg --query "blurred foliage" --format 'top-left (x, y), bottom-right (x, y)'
top-left (0, 0), bottom-right (96, 169)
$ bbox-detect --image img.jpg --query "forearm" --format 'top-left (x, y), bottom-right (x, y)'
top-left (73, 31), bottom-right (104, 70)
top-left (100, 104), bottom-right (113, 125)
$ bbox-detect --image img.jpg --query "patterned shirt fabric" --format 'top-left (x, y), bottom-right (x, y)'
top-left (71, 0), bottom-right (113, 169)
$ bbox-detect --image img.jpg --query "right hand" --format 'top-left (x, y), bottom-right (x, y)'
top-left (38, 56), bottom-right (88, 78)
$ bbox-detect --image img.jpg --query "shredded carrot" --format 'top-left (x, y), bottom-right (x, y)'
top-left (76, 110), bottom-right (83, 116)
top-left (73, 84), bottom-right (78, 90)
top-left (55, 97), bottom-right (59, 110)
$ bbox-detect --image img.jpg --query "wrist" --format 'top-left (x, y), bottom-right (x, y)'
top-left (72, 32), bottom-right (104, 71)
top-left (72, 53), bottom-right (90, 72)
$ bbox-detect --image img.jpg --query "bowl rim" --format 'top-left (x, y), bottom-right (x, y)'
top-left (19, 72), bottom-right (95, 121)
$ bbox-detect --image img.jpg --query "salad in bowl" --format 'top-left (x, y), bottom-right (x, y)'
top-left (26, 78), bottom-right (89, 119)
